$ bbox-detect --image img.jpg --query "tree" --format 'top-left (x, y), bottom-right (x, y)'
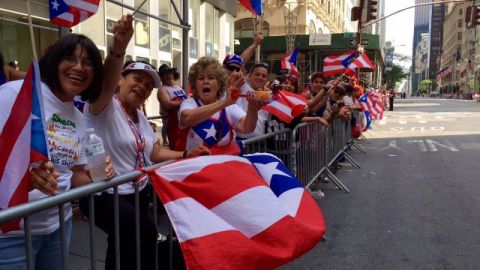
top-left (419, 79), bottom-right (437, 94)
top-left (386, 63), bottom-right (408, 89)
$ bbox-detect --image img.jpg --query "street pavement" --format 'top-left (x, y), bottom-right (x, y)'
top-left (69, 97), bottom-right (480, 269)
top-left (281, 98), bottom-right (480, 270)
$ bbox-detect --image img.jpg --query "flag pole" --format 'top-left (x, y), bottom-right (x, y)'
top-left (25, 0), bottom-right (38, 59)
top-left (255, 14), bottom-right (263, 62)
top-left (132, 0), bottom-right (148, 16)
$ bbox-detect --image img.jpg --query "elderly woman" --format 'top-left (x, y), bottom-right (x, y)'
top-left (80, 59), bottom-right (208, 269)
top-left (177, 57), bottom-right (262, 152)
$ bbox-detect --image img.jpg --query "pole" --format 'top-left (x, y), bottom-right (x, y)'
top-left (25, 0), bottom-right (37, 59)
top-left (182, 0), bottom-right (189, 89)
top-left (255, 15), bottom-right (263, 62)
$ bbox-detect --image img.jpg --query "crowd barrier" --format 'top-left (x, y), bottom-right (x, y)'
top-left (0, 112), bottom-right (371, 270)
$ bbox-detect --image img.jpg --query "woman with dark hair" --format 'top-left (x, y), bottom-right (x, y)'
top-left (177, 57), bottom-right (262, 152)
top-left (156, 64), bottom-right (188, 150)
top-left (0, 15), bottom-right (132, 269)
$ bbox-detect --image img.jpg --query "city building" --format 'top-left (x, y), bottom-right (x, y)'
top-left (414, 32), bottom-right (429, 86)
top-left (412, 0), bottom-right (431, 93)
top-left (428, 2), bottom-right (445, 80)
top-left (440, 2), bottom-right (467, 93)
top-left (234, 0), bottom-right (384, 87)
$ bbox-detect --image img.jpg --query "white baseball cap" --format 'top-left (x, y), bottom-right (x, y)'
top-left (121, 62), bottom-right (161, 88)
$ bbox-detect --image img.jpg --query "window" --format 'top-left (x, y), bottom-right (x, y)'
top-left (158, 0), bottom-right (171, 52)
top-left (225, 14), bottom-right (234, 54)
top-left (134, 0), bottom-right (150, 48)
top-left (458, 19), bottom-right (462, 28)
top-left (457, 32), bottom-right (462, 40)
top-left (459, 8), bottom-right (462, 15)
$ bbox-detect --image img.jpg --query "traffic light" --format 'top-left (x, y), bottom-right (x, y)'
top-left (466, 5), bottom-right (480, 28)
top-left (351, 6), bottom-right (361, 21)
top-left (366, 0), bottom-right (378, 22)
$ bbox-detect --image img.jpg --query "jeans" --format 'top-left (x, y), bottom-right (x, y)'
top-left (0, 218), bottom-right (72, 270)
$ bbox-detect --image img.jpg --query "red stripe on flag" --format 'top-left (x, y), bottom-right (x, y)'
top-left (151, 161), bottom-right (267, 208)
top-left (0, 171), bottom-right (29, 232)
top-left (0, 67), bottom-right (33, 181)
top-left (179, 213), bottom-right (324, 270)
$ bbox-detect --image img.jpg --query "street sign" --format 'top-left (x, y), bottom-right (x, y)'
top-left (309, 34), bottom-right (332, 46)
top-left (361, 39), bottom-right (369, 45)
top-left (344, 32), bottom-right (356, 38)
top-left (349, 39), bottom-right (357, 46)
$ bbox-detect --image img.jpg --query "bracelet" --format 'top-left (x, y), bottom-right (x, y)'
top-left (182, 150), bottom-right (188, 158)
top-left (109, 46), bottom-right (125, 58)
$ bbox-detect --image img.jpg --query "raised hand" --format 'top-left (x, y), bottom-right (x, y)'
top-left (112, 14), bottom-right (134, 50)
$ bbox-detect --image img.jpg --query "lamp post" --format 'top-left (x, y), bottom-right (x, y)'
top-left (283, 0), bottom-right (299, 52)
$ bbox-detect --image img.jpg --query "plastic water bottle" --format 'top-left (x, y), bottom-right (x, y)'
top-left (82, 128), bottom-right (107, 182)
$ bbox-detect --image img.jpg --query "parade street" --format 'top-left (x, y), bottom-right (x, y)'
top-left (283, 98), bottom-right (480, 270)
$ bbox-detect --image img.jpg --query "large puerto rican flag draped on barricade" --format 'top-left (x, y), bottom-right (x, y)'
top-left (322, 50), bottom-right (356, 78)
top-left (262, 90), bottom-right (308, 124)
top-left (239, 0), bottom-right (263, 15)
top-left (281, 47), bottom-right (300, 77)
top-left (49, 0), bottom-right (100, 28)
top-left (148, 153), bottom-right (326, 269)
top-left (0, 60), bottom-right (49, 232)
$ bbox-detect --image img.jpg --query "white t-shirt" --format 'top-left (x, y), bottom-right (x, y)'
top-left (178, 97), bottom-right (245, 151)
top-left (84, 98), bottom-right (157, 195)
top-left (163, 85), bottom-right (187, 101)
top-left (0, 81), bottom-right (87, 236)
top-left (235, 82), bottom-right (254, 112)
top-left (343, 95), bottom-right (354, 106)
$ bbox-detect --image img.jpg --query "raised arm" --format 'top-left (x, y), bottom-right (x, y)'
top-left (240, 31), bottom-right (263, 69)
top-left (89, 14), bottom-right (134, 115)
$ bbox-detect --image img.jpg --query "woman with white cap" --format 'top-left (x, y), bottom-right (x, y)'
top-left (80, 60), bottom-right (208, 270)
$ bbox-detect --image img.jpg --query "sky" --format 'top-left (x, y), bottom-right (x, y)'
top-left (384, 0), bottom-right (415, 58)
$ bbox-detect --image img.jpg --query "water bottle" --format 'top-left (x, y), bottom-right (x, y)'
top-left (82, 128), bottom-right (107, 182)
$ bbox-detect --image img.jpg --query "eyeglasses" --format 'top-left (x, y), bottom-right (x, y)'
top-left (226, 65), bottom-right (241, 72)
top-left (61, 56), bottom-right (93, 69)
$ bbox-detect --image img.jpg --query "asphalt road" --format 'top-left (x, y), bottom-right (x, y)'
top-left (282, 98), bottom-right (480, 270)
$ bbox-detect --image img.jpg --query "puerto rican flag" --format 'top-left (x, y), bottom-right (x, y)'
top-left (148, 153), bottom-right (325, 270)
top-left (322, 50), bottom-right (356, 78)
top-left (49, 0), bottom-right (100, 28)
top-left (239, 0), bottom-right (263, 15)
top-left (0, 60), bottom-right (49, 232)
top-left (281, 47), bottom-right (300, 77)
top-left (345, 53), bottom-right (375, 77)
top-left (358, 91), bottom-right (384, 122)
top-left (262, 90), bottom-right (308, 124)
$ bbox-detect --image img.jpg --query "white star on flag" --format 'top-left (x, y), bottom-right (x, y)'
top-left (203, 124), bottom-right (216, 139)
top-left (253, 162), bottom-right (291, 185)
top-left (51, 0), bottom-right (59, 10)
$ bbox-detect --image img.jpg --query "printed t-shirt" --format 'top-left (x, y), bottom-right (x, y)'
top-left (0, 81), bottom-right (87, 236)
top-left (178, 97), bottom-right (245, 151)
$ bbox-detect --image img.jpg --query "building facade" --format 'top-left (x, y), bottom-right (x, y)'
top-left (440, 2), bottom-right (467, 92)
top-left (428, 2), bottom-right (445, 80)
top-left (412, 0), bottom-right (431, 93)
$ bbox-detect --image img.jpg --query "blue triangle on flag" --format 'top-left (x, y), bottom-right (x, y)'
top-left (49, 0), bottom-right (70, 20)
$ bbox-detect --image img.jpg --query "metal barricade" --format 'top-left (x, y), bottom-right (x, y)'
top-left (0, 161), bottom-right (175, 270)
top-left (241, 129), bottom-right (293, 171)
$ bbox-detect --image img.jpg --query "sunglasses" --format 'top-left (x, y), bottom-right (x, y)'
top-left (226, 65), bottom-right (241, 72)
